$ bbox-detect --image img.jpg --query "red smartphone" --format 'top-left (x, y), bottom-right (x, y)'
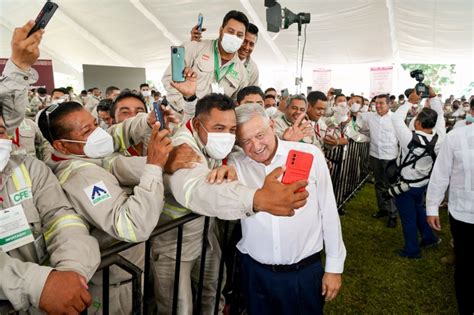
top-left (281, 150), bottom-right (313, 191)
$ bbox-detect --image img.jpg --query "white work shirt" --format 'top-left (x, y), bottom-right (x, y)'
top-left (426, 124), bottom-right (474, 223)
top-left (228, 139), bottom-right (346, 273)
top-left (360, 111), bottom-right (398, 160)
top-left (391, 97), bottom-right (446, 187)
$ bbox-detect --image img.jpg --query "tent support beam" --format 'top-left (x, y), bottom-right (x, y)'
top-left (129, 0), bottom-right (181, 46)
top-left (385, 0), bottom-right (400, 62)
top-left (0, 19), bottom-right (83, 73)
top-left (56, 8), bottom-right (135, 67)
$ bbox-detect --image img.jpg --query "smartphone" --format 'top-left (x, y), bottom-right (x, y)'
top-left (281, 150), bottom-right (314, 191)
top-left (281, 88), bottom-right (289, 98)
top-left (333, 89), bottom-right (342, 95)
top-left (27, 1), bottom-right (59, 37)
top-left (153, 101), bottom-right (166, 131)
top-left (197, 13), bottom-right (204, 32)
top-left (171, 46), bottom-right (185, 83)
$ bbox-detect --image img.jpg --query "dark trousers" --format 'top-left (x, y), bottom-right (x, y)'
top-left (239, 253), bottom-right (324, 315)
top-left (370, 156), bottom-right (397, 218)
top-left (449, 214), bottom-right (474, 314)
top-left (395, 186), bottom-right (438, 256)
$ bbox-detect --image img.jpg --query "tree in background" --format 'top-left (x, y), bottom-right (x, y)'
top-left (401, 64), bottom-right (456, 92)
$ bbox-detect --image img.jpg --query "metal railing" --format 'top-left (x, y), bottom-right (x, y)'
top-left (1, 140), bottom-right (371, 315)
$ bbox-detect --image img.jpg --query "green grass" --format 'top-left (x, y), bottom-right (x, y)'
top-left (325, 184), bottom-right (457, 314)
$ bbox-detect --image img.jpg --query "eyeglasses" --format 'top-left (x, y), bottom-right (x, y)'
top-left (45, 103), bottom-right (60, 141)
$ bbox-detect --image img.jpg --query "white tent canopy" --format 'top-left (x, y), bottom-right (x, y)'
top-left (1, 0), bottom-right (473, 92)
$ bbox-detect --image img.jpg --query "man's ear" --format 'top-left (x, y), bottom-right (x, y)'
top-left (53, 140), bottom-right (69, 155)
top-left (192, 117), bottom-right (200, 132)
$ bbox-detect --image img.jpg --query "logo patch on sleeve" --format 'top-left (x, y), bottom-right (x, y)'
top-left (84, 181), bottom-right (111, 206)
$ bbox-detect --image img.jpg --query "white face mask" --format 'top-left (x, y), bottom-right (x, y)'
top-left (265, 106), bottom-right (279, 118)
top-left (221, 33), bottom-right (244, 54)
top-left (360, 105), bottom-right (369, 113)
top-left (200, 122), bottom-right (235, 160)
top-left (0, 139), bottom-right (12, 172)
top-left (336, 102), bottom-right (347, 107)
top-left (61, 127), bottom-right (114, 159)
top-left (350, 103), bottom-right (361, 113)
top-left (142, 90), bottom-right (151, 97)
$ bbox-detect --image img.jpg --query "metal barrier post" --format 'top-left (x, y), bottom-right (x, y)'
top-left (172, 225), bottom-right (184, 315)
top-left (194, 217), bottom-right (210, 314)
top-left (143, 240), bottom-right (152, 315)
top-left (214, 220), bottom-right (229, 315)
top-left (102, 266), bottom-right (110, 315)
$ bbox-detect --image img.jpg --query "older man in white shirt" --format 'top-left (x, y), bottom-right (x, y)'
top-left (359, 94), bottom-right (399, 227)
top-left (426, 123), bottom-right (474, 314)
top-left (228, 104), bottom-right (346, 315)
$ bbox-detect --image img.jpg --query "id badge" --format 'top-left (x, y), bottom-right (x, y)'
top-left (0, 205), bottom-right (34, 252)
top-left (34, 233), bottom-right (49, 264)
top-left (211, 82), bottom-right (225, 94)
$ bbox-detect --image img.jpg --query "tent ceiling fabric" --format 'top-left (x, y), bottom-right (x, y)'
top-left (0, 0), bottom-right (472, 77)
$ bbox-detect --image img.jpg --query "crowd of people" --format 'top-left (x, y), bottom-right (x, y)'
top-left (0, 10), bottom-right (473, 315)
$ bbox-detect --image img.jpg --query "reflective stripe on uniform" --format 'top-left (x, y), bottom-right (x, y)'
top-left (172, 132), bottom-right (201, 153)
top-left (162, 202), bottom-right (191, 219)
top-left (57, 160), bottom-right (95, 184)
top-left (183, 175), bottom-right (204, 209)
top-left (112, 124), bottom-right (127, 152)
top-left (115, 207), bottom-right (138, 242)
top-left (44, 214), bottom-right (89, 242)
top-left (102, 155), bottom-right (120, 172)
top-left (12, 163), bottom-right (32, 191)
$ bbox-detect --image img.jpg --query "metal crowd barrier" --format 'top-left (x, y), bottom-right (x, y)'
top-left (325, 140), bottom-right (371, 209)
top-left (1, 140), bottom-right (371, 315)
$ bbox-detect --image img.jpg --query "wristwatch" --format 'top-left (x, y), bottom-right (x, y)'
top-left (183, 95), bottom-right (197, 102)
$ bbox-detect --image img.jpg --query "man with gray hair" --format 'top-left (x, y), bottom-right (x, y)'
top-left (228, 104), bottom-right (346, 314)
top-left (272, 94), bottom-right (321, 148)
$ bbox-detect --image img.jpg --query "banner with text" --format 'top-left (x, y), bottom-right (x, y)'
top-left (370, 66), bottom-right (393, 98)
top-left (312, 68), bottom-right (332, 93)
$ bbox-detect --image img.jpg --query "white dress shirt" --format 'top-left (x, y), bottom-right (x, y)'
top-left (360, 111), bottom-right (399, 160)
top-left (228, 139), bottom-right (346, 273)
top-left (391, 97), bottom-right (446, 187)
top-left (453, 119), bottom-right (470, 129)
top-left (426, 124), bottom-right (474, 223)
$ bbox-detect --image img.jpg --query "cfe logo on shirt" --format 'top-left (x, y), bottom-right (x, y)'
top-left (10, 188), bottom-right (33, 205)
top-left (84, 181), bottom-right (111, 206)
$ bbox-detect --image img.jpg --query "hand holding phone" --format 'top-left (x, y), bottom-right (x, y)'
top-left (28, 2), bottom-right (58, 37)
top-left (281, 150), bottom-right (314, 192)
top-left (197, 13), bottom-right (204, 32)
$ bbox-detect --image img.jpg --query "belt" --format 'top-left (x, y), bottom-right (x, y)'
top-left (257, 252), bottom-right (321, 273)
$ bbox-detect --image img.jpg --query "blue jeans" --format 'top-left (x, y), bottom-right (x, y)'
top-left (240, 253), bottom-right (325, 315)
top-left (395, 186), bottom-right (438, 256)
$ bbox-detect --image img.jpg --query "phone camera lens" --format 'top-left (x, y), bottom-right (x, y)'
top-left (172, 48), bottom-right (178, 54)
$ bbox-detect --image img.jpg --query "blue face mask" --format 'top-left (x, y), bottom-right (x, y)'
top-left (466, 114), bottom-right (474, 123)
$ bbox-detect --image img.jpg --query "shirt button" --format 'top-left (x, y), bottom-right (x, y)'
top-left (245, 212), bottom-right (251, 217)
top-left (23, 76), bottom-right (29, 80)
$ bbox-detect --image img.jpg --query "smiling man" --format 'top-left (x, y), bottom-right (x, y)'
top-left (164, 10), bottom-right (250, 122)
top-left (273, 94), bottom-right (320, 147)
top-left (228, 104), bottom-right (346, 315)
